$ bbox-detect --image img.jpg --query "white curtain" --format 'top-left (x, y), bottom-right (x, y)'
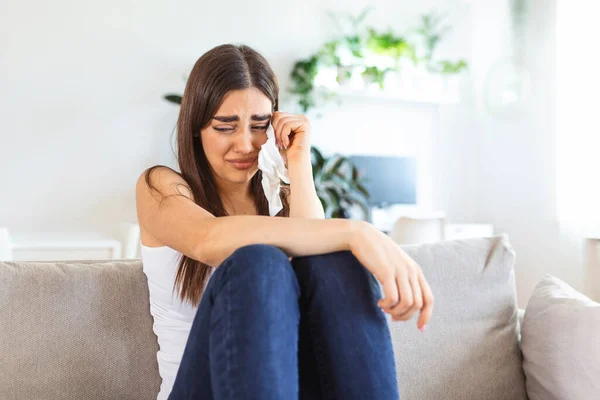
top-left (556, 1), bottom-right (600, 236)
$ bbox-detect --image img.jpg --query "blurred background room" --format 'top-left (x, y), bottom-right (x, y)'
top-left (1, 0), bottom-right (598, 308)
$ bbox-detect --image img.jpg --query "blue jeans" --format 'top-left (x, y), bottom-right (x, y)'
top-left (168, 244), bottom-right (399, 400)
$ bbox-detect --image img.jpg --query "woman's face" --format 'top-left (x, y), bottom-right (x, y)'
top-left (200, 87), bottom-right (272, 187)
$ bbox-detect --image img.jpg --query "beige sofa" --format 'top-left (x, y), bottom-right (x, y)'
top-left (0, 235), bottom-right (530, 400)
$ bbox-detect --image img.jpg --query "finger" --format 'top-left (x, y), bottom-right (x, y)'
top-left (270, 111), bottom-right (280, 128)
top-left (274, 117), bottom-right (290, 148)
top-left (279, 146), bottom-right (288, 166)
top-left (393, 271), bottom-right (422, 322)
top-left (280, 121), bottom-right (293, 149)
top-left (271, 113), bottom-right (283, 146)
top-left (377, 275), bottom-right (399, 310)
top-left (417, 272), bottom-right (434, 330)
top-left (389, 273), bottom-right (414, 320)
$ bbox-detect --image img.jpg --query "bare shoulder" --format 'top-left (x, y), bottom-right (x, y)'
top-left (136, 166), bottom-right (193, 200)
top-left (136, 166), bottom-right (193, 247)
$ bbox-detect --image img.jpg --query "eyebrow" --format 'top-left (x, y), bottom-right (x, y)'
top-left (212, 114), bottom-right (272, 122)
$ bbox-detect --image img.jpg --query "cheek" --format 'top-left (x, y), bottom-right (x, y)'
top-left (255, 134), bottom-right (268, 147)
top-left (202, 132), bottom-right (230, 158)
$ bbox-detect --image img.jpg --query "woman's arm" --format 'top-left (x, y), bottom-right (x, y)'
top-left (286, 153), bottom-right (325, 219)
top-left (270, 111), bottom-right (324, 219)
top-left (136, 167), bottom-right (352, 267)
top-left (199, 215), bottom-right (353, 266)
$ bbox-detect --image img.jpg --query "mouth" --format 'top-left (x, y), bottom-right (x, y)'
top-left (228, 157), bottom-right (258, 170)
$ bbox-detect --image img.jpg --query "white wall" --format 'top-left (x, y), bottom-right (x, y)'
top-left (469, 0), bottom-right (586, 307)
top-left (1, 0), bottom-right (583, 306)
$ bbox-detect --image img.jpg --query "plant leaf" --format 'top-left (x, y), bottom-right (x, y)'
top-left (355, 182), bottom-right (370, 198)
top-left (355, 6), bottom-right (373, 26)
top-left (324, 154), bottom-right (348, 175)
top-left (311, 146), bottom-right (325, 171)
top-left (164, 94), bottom-right (182, 104)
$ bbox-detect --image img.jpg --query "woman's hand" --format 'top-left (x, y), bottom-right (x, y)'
top-left (270, 111), bottom-right (311, 162)
top-left (349, 221), bottom-right (435, 331)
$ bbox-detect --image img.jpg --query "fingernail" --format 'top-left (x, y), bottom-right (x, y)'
top-left (419, 324), bottom-right (427, 332)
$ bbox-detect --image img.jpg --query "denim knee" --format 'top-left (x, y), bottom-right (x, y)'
top-left (213, 244), bottom-right (299, 295)
top-left (229, 244), bottom-right (289, 266)
top-left (292, 251), bottom-right (379, 295)
top-left (294, 250), bottom-right (363, 276)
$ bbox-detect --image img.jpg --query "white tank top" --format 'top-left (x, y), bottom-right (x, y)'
top-left (140, 242), bottom-right (208, 400)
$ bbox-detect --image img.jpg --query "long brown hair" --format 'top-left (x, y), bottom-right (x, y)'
top-left (143, 44), bottom-right (290, 306)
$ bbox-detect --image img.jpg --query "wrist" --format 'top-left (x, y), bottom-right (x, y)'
top-left (345, 219), bottom-right (368, 252)
top-left (286, 149), bottom-right (311, 165)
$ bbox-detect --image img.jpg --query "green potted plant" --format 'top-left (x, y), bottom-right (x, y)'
top-left (412, 12), bottom-right (468, 74)
top-left (361, 66), bottom-right (393, 89)
top-left (310, 146), bottom-right (370, 219)
top-left (289, 56), bottom-right (321, 112)
top-left (366, 28), bottom-right (417, 69)
top-left (327, 7), bottom-right (372, 84)
top-left (287, 9), bottom-right (468, 112)
top-left (413, 12), bottom-right (449, 63)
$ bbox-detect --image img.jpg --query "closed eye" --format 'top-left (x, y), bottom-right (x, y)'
top-left (213, 125), bottom-right (269, 132)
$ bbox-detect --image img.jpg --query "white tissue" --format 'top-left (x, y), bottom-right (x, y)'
top-left (257, 124), bottom-right (290, 216)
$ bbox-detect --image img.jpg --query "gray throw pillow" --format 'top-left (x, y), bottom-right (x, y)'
top-left (521, 274), bottom-right (600, 399)
top-left (389, 235), bottom-right (527, 400)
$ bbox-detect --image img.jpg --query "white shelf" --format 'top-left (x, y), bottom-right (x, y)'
top-left (9, 232), bottom-right (122, 261)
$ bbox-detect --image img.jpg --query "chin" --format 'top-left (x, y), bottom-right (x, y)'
top-left (226, 167), bottom-right (259, 182)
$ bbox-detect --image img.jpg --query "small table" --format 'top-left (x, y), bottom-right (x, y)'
top-left (9, 232), bottom-right (122, 261)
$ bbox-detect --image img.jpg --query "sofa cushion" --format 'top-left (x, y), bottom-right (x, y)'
top-left (521, 274), bottom-right (600, 400)
top-left (0, 259), bottom-right (160, 400)
top-left (391, 235), bottom-right (527, 400)
top-left (1, 236), bottom-right (526, 400)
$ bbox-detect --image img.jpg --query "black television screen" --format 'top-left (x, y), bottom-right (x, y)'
top-left (348, 155), bottom-right (417, 206)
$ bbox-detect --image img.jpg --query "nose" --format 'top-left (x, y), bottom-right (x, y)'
top-left (233, 127), bottom-right (255, 154)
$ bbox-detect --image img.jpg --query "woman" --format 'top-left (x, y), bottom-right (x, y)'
top-left (136, 43), bottom-right (434, 400)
